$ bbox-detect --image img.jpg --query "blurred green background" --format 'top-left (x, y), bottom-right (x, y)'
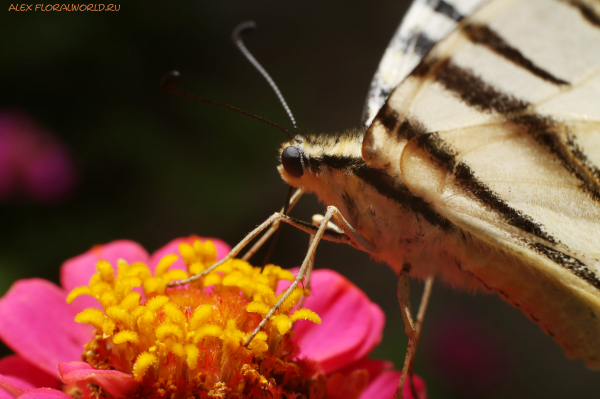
top-left (2, 0), bottom-right (600, 397)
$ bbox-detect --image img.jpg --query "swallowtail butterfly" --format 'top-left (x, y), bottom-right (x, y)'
top-left (173, 0), bottom-right (600, 391)
top-left (276, 0), bottom-right (600, 373)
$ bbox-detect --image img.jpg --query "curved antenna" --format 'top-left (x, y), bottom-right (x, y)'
top-left (161, 70), bottom-right (293, 141)
top-left (232, 21), bottom-right (299, 137)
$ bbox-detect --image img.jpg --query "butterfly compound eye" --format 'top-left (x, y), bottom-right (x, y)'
top-left (281, 146), bottom-right (304, 177)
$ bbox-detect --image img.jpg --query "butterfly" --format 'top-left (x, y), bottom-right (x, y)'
top-left (277, 0), bottom-right (600, 377)
top-left (172, 0), bottom-right (600, 395)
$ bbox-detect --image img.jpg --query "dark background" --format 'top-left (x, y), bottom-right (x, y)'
top-left (2, 0), bottom-right (600, 397)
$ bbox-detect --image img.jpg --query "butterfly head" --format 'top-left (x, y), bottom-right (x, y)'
top-left (280, 137), bottom-right (307, 179)
top-left (278, 130), bottom-right (365, 197)
top-left (278, 134), bottom-right (330, 199)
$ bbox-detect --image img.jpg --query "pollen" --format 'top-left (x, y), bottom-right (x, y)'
top-left (67, 239), bottom-right (325, 398)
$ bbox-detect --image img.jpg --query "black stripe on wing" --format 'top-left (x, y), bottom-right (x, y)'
top-left (512, 115), bottom-right (600, 202)
top-left (463, 24), bottom-right (569, 85)
top-left (436, 60), bottom-right (530, 114)
top-left (414, 133), bottom-right (557, 243)
top-left (427, 0), bottom-right (464, 21)
top-left (305, 150), bottom-right (454, 231)
top-left (529, 242), bottom-right (600, 290)
top-left (564, 0), bottom-right (600, 28)
top-left (412, 132), bottom-right (600, 291)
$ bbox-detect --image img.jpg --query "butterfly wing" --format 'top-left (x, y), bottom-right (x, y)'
top-left (365, 0), bottom-right (600, 367)
top-left (362, 0), bottom-right (489, 128)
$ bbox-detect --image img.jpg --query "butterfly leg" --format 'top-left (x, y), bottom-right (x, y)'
top-left (298, 234), bottom-right (316, 309)
top-left (241, 188), bottom-right (303, 261)
top-left (298, 207), bottom-right (376, 312)
top-left (396, 274), bottom-right (434, 399)
top-left (244, 205), bottom-right (347, 345)
top-left (168, 208), bottom-right (351, 288)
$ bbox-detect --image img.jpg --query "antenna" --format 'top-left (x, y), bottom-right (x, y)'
top-left (160, 70), bottom-right (293, 141)
top-left (232, 21), bottom-right (299, 137)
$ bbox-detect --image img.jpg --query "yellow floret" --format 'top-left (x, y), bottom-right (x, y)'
top-left (197, 239), bottom-right (217, 262)
top-left (271, 314), bottom-right (292, 335)
top-left (132, 352), bottom-right (157, 381)
top-left (124, 262), bottom-right (151, 279)
top-left (103, 318), bottom-right (116, 336)
top-left (246, 331), bottom-right (268, 353)
top-left (67, 246), bottom-right (323, 391)
top-left (193, 324), bottom-right (223, 344)
top-left (90, 281), bottom-right (112, 297)
top-left (155, 254), bottom-right (178, 277)
top-left (162, 269), bottom-right (188, 284)
top-left (75, 308), bottom-right (105, 329)
top-left (66, 286), bottom-right (93, 304)
top-left (156, 323), bottom-right (183, 341)
top-left (252, 284), bottom-right (277, 304)
top-left (290, 308), bottom-right (322, 324)
top-left (185, 344), bottom-right (199, 369)
top-left (179, 243), bottom-right (195, 262)
top-left (246, 302), bottom-right (270, 316)
top-left (203, 272), bottom-right (222, 286)
top-left (99, 291), bottom-right (118, 308)
top-left (170, 342), bottom-right (185, 357)
top-left (114, 330), bottom-right (139, 344)
top-left (145, 295), bottom-right (169, 311)
top-left (106, 305), bottom-right (130, 324)
top-left (190, 304), bottom-right (212, 331)
top-left (142, 277), bottom-right (161, 295)
top-left (117, 276), bottom-right (142, 296)
top-left (120, 292), bottom-right (141, 310)
top-left (279, 288), bottom-right (304, 314)
top-left (163, 302), bottom-right (185, 324)
top-left (96, 260), bottom-right (115, 283)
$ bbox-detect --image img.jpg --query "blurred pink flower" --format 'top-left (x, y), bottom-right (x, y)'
top-left (0, 235), bottom-right (425, 399)
top-left (425, 311), bottom-right (511, 395)
top-left (0, 111), bottom-right (76, 202)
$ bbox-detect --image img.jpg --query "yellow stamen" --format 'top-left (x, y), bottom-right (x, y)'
top-left (132, 351), bottom-right (157, 381)
top-left (290, 308), bottom-right (322, 324)
top-left (113, 330), bottom-right (139, 344)
top-left (68, 238), bottom-right (324, 398)
top-left (74, 308), bottom-right (104, 330)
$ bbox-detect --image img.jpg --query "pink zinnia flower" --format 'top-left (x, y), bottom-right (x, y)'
top-left (0, 111), bottom-right (76, 202)
top-left (425, 311), bottom-right (511, 396)
top-left (0, 236), bottom-right (425, 399)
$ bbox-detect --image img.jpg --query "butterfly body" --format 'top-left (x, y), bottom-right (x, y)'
top-left (278, 0), bottom-right (600, 370)
top-left (278, 132), bottom-right (479, 289)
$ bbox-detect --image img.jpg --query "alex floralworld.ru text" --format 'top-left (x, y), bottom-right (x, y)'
top-left (8, 4), bottom-right (120, 11)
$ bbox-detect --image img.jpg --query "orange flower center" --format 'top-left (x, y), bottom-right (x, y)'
top-left (64, 239), bottom-right (367, 399)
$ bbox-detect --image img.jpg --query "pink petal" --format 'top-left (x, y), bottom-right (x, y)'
top-left (0, 279), bottom-right (90, 378)
top-left (0, 356), bottom-right (59, 389)
top-left (0, 388), bottom-right (14, 399)
top-left (60, 240), bottom-right (150, 312)
top-left (0, 374), bottom-right (34, 397)
top-left (18, 388), bottom-right (72, 399)
top-left (360, 372), bottom-right (426, 399)
top-left (59, 362), bottom-right (137, 398)
top-left (338, 358), bottom-right (393, 381)
top-left (149, 236), bottom-right (230, 273)
top-left (285, 269), bottom-right (385, 374)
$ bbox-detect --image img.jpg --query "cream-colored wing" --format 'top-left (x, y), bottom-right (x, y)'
top-left (363, 0), bottom-right (600, 170)
top-left (377, 0), bottom-right (600, 367)
top-left (401, 120), bottom-right (600, 368)
top-left (362, 0), bottom-right (489, 127)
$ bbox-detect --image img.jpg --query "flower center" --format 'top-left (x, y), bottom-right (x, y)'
top-left (67, 239), bottom-right (326, 398)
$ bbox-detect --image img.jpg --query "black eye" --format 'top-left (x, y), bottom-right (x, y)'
top-left (281, 146), bottom-right (304, 177)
